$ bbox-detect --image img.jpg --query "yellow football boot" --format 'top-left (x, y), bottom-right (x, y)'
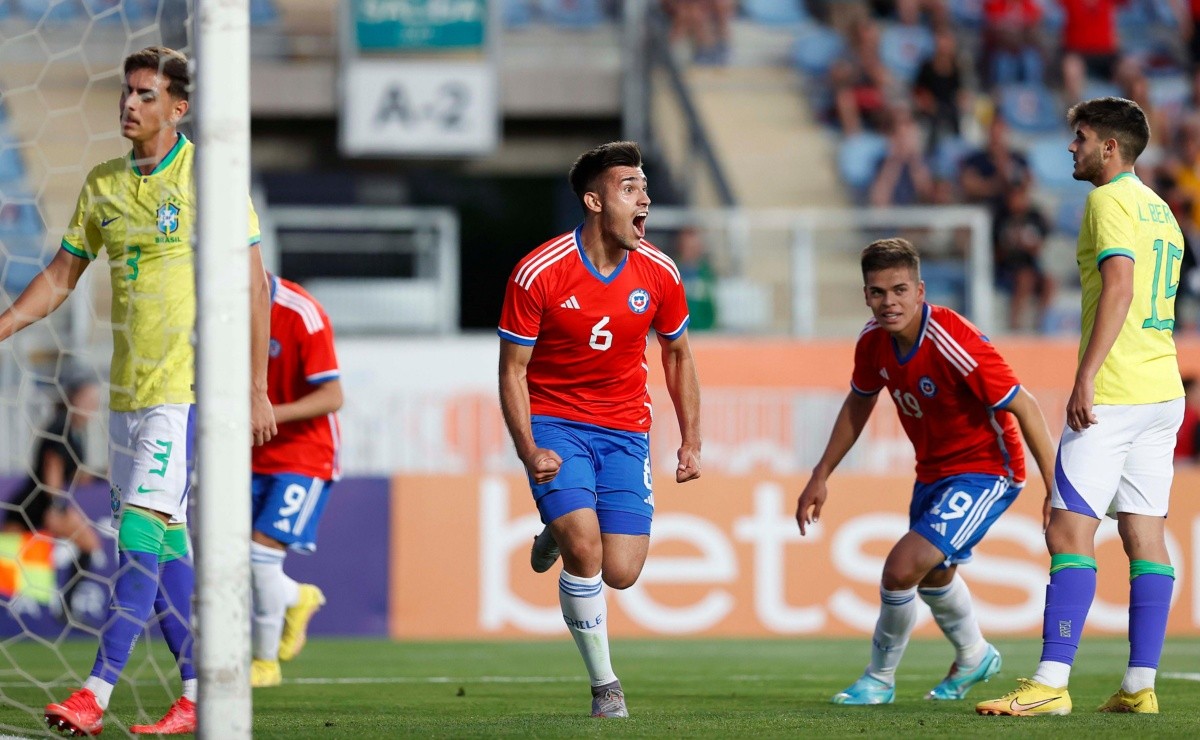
top-left (976, 678), bottom-right (1072, 716)
top-left (251, 659), bottom-right (282, 688)
top-left (278, 584), bottom-right (325, 662)
top-left (1097, 687), bottom-right (1158, 713)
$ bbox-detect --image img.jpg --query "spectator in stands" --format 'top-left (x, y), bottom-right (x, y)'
top-left (1115, 56), bottom-right (1169, 178)
top-left (958, 115), bottom-right (1030, 211)
top-left (869, 105), bottom-right (935, 206)
top-left (830, 16), bottom-right (894, 133)
top-left (1175, 376), bottom-right (1200, 461)
top-left (1165, 114), bottom-right (1200, 233)
top-left (981, 0), bottom-right (1044, 87)
top-left (661, 0), bottom-right (736, 65)
top-left (2, 362), bottom-right (106, 621)
top-left (913, 27), bottom-right (968, 151)
top-left (992, 179), bottom-right (1055, 331)
top-left (674, 227), bottom-right (718, 331)
top-left (1058, 0), bottom-right (1124, 104)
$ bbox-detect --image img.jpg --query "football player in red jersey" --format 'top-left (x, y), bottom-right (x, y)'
top-left (796, 237), bottom-right (1056, 706)
top-left (498, 141), bottom-right (702, 718)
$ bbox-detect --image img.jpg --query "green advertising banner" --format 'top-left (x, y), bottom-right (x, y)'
top-left (354, 0), bottom-right (488, 51)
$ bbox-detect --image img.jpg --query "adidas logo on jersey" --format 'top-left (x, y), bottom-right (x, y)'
top-left (560, 295), bottom-right (580, 309)
top-left (880, 368), bottom-right (890, 379)
top-left (274, 519), bottom-right (292, 533)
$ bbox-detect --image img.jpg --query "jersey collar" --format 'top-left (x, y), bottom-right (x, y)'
top-left (1108, 171), bottom-right (1139, 185)
top-left (129, 133), bottom-right (188, 177)
top-left (574, 224), bottom-right (628, 284)
top-left (891, 303), bottom-right (930, 365)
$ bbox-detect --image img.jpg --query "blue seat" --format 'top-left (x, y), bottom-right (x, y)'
top-left (838, 132), bottom-right (888, 196)
top-left (791, 25), bottom-right (845, 77)
top-left (879, 24), bottom-right (934, 84)
top-left (1053, 189), bottom-right (1092, 238)
top-left (18, 0), bottom-right (84, 23)
top-left (930, 136), bottom-right (972, 181)
top-left (1081, 79), bottom-right (1122, 101)
top-left (0, 203), bottom-right (44, 234)
top-left (742, 0), bottom-right (808, 25)
top-left (0, 203), bottom-right (47, 296)
top-left (947, 0), bottom-right (983, 29)
top-left (502, 0), bottom-right (534, 27)
top-left (1027, 135), bottom-right (1083, 191)
top-left (538, 0), bottom-right (605, 28)
top-left (0, 148), bottom-right (26, 185)
top-left (250, 0), bottom-right (278, 26)
top-left (997, 83), bottom-right (1063, 135)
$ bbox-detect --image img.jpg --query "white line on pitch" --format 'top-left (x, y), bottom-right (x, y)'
top-left (1160, 672), bottom-right (1200, 682)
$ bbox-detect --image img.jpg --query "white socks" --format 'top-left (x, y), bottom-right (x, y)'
top-left (559, 571), bottom-right (616, 687)
top-left (182, 678), bottom-right (197, 702)
top-left (919, 574), bottom-right (988, 667)
top-left (867, 586), bottom-right (918, 684)
top-left (250, 542), bottom-right (299, 661)
top-left (83, 676), bottom-right (114, 709)
top-left (1122, 666), bottom-right (1156, 693)
top-left (1033, 660), bottom-right (1071, 688)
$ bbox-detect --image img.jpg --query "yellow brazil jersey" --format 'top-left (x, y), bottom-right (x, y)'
top-left (60, 134), bottom-right (261, 411)
top-left (1077, 172), bottom-right (1184, 405)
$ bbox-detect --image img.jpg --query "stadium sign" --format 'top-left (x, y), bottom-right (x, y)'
top-left (341, 60), bottom-right (498, 156)
top-left (353, 0), bottom-right (487, 51)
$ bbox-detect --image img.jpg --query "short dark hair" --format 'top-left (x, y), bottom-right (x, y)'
top-left (861, 237), bottom-right (920, 282)
top-left (568, 141), bottom-right (643, 206)
top-left (123, 46), bottom-right (190, 102)
top-left (1067, 97), bottom-right (1149, 164)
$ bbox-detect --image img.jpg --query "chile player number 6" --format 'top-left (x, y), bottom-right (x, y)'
top-left (589, 316), bottom-right (613, 351)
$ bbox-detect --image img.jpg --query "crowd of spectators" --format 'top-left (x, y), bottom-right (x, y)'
top-left (775, 0), bottom-right (1200, 332)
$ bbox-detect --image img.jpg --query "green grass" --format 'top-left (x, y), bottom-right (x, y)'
top-left (1, 636), bottom-right (1198, 737)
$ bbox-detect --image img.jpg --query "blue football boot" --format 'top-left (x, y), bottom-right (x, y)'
top-left (926, 644), bottom-right (1002, 700)
top-left (832, 673), bottom-right (895, 705)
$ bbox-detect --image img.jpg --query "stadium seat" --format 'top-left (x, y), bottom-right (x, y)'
top-left (0, 147), bottom-right (26, 185)
top-left (0, 203), bottom-right (48, 297)
top-left (930, 136), bottom-right (971, 181)
top-left (502, 0), bottom-right (534, 27)
top-left (538, 0), bottom-right (605, 29)
top-left (878, 24), bottom-right (934, 84)
top-left (837, 132), bottom-right (888, 197)
top-left (947, 0), bottom-right (983, 29)
top-left (1081, 79), bottom-right (1122, 101)
top-left (17, 0), bottom-right (84, 23)
top-left (741, 0), bottom-right (808, 25)
top-left (1054, 191), bottom-right (1089, 238)
top-left (1027, 135), bottom-right (1076, 191)
top-left (790, 25), bottom-right (845, 77)
top-left (997, 83), bottom-right (1063, 135)
top-left (250, 0), bottom-right (278, 26)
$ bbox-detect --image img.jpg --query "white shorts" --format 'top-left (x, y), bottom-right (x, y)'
top-left (1053, 398), bottom-right (1184, 519)
top-left (109, 404), bottom-right (193, 524)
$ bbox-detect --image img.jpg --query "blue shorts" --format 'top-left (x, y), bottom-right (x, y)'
top-left (529, 416), bottom-right (653, 536)
top-left (251, 473), bottom-right (333, 552)
top-left (909, 473), bottom-right (1019, 567)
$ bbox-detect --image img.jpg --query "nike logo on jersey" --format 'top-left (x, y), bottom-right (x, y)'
top-left (560, 295), bottom-right (580, 309)
top-left (101, 215), bottom-right (121, 227)
top-left (136, 484), bottom-right (163, 494)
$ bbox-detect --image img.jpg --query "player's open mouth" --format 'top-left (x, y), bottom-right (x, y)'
top-left (633, 214), bottom-right (647, 238)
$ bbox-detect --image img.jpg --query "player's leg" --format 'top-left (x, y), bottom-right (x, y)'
top-left (249, 474), bottom-right (331, 683)
top-left (47, 407), bottom-right (189, 734)
top-left (911, 475), bottom-right (1017, 701)
top-left (1100, 398), bottom-right (1181, 713)
top-left (979, 412), bottom-right (1130, 716)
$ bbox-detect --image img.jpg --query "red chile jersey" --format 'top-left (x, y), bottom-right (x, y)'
top-left (498, 226), bottom-right (691, 433)
top-left (850, 303), bottom-right (1026, 484)
top-left (252, 275), bottom-right (342, 480)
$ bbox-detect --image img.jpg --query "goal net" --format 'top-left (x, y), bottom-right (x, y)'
top-left (0, 1), bottom-right (252, 736)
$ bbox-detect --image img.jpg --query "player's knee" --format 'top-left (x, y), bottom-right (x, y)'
top-left (602, 567), bottom-right (641, 590)
top-left (559, 538), bottom-right (603, 574)
top-left (880, 565), bottom-right (921, 591)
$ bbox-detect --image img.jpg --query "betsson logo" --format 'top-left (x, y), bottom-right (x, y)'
top-left (475, 477), bottom-right (1185, 636)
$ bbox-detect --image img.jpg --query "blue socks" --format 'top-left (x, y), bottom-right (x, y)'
top-left (156, 554), bottom-right (196, 682)
top-left (1128, 560), bottom-right (1174, 670)
top-left (91, 549), bottom-right (160, 683)
top-left (1038, 554), bottom-right (1097, 667)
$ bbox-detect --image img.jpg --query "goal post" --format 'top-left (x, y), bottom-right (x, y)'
top-left (194, 2), bottom-right (253, 737)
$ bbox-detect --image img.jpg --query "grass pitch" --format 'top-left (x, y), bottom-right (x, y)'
top-left (1, 635), bottom-right (1198, 737)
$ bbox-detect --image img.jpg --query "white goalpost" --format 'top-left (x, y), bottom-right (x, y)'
top-left (193, 1), bottom-right (254, 737)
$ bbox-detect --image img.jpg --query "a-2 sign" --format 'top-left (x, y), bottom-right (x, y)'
top-left (341, 60), bottom-right (498, 157)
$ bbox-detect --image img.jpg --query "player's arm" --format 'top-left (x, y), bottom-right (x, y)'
top-left (796, 390), bottom-right (878, 535)
top-left (272, 379), bottom-right (343, 425)
top-left (38, 448), bottom-right (67, 496)
top-left (1003, 386), bottom-right (1057, 531)
top-left (658, 330), bottom-right (701, 483)
top-left (0, 249), bottom-right (90, 343)
top-left (248, 246), bottom-right (277, 446)
top-left (498, 339), bottom-right (561, 484)
top-left (1068, 254), bottom-right (1134, 432)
